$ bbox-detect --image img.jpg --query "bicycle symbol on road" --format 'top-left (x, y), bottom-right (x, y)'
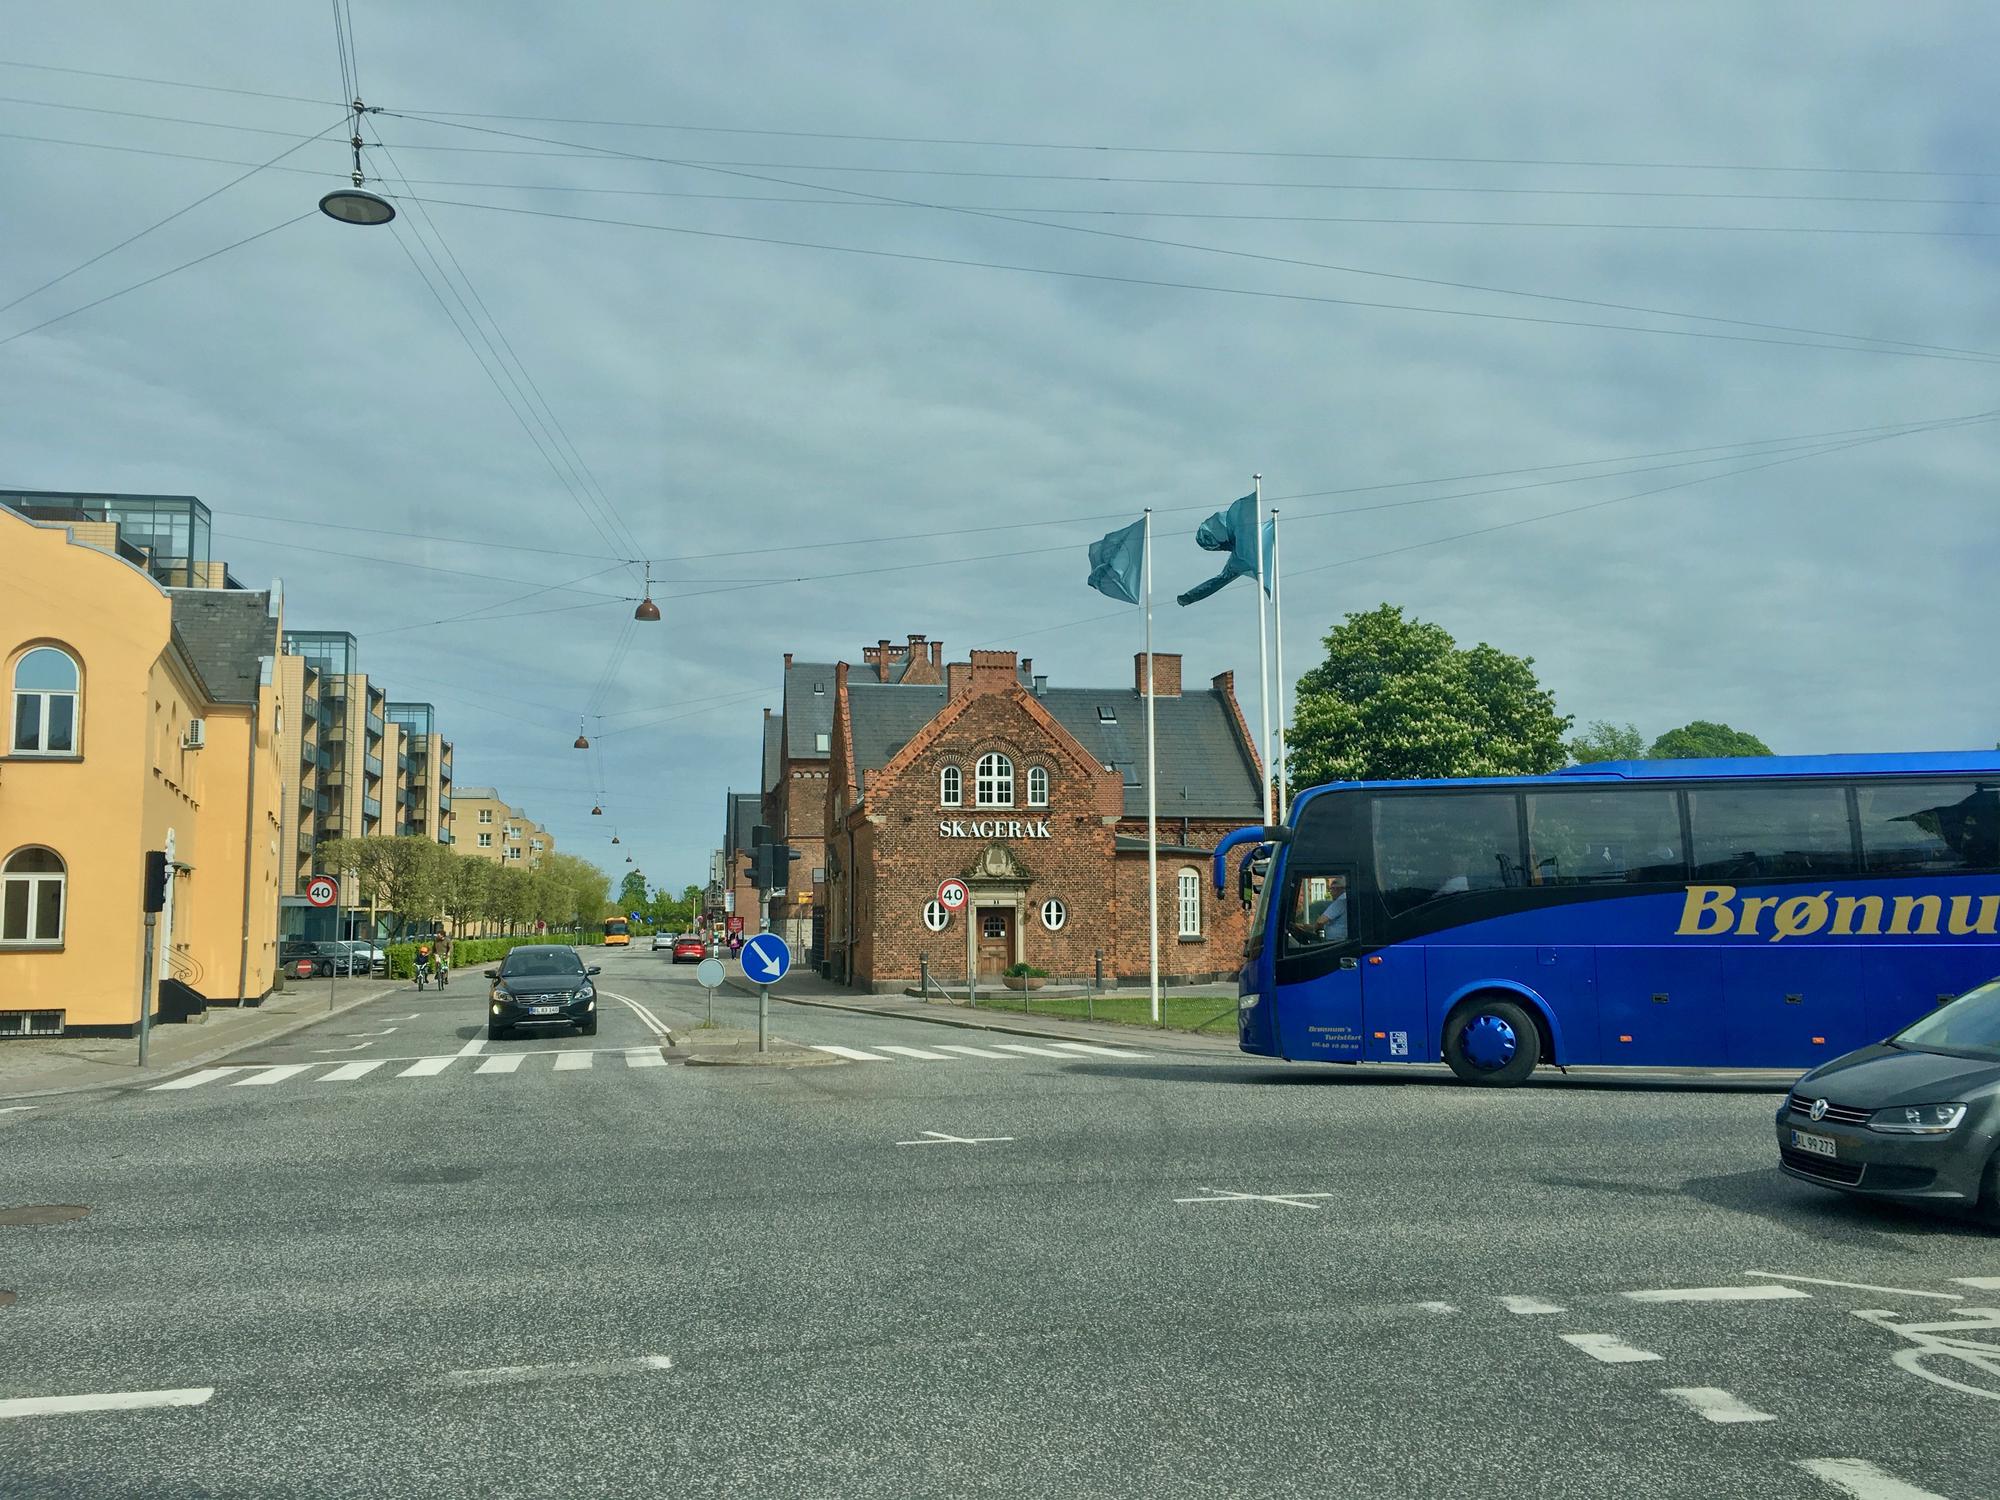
top-left (1853, 1305), bottom-right (2000, 1401)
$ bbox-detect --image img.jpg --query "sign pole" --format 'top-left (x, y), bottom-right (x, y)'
top-left (330, 891), bottom-right (339, 1012)
top-left (1272, 506), bottom-right (1288, 818)
top-left (1252, 474), bottom-right (1273, 825)
top-left (137, 911), bottom-right (157, 1068)
top-left (1145, 507), bottom-right (1161, 1026)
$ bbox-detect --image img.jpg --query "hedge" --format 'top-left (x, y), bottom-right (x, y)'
top-left (385, 930), bottom-right (607, 979)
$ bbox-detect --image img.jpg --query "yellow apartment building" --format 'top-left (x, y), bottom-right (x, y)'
top-left (452, 788), bottom-right (553, 868)
top-left (0, 509), bottom-right (284, 1034)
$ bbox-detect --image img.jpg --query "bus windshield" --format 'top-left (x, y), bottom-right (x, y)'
top-left (603, 919), bottom-right (628, 936)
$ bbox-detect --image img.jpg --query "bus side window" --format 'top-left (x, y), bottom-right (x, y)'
top-left (1283, 872), bottom-right (1351, 950)
top-left (1689, 785), bottom-right (1856, 880)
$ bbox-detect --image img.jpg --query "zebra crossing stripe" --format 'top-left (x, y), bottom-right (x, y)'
top-left (624, 1050), bottom-right (667, 1068)
top-left (233, 1064), bottom-right (314, 1087)
top-left (1048, 1042), bottom-right (1150, 1058)
top-left (934, 1044), bottom-right (1009, 1058)
top-left (989, 1043), bottom-right (1076, 1059)
top-left (150, 1067), bottom-right (241, 1091)
top-left (552, 1052), bottom-right (593, 1072)
top-left (812, 1045), bottom-right (891, 1061)
top-left (398, 1057), bottom-right (454, 1078)
top-left (321, 1060), bottom-right (386, 1082)
top-left (877, 1045), bottom-right (953, 1060)
top-left (475, 1055), bottom-right (524, 1075)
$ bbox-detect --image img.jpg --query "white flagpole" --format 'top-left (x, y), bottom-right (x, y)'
top-left (1144, 508), bottom-right (1161, 1026)
top-left (1252, 473), bottom-right (1273, 823)
top-left (1272, 507), bottom-right (1288, 818)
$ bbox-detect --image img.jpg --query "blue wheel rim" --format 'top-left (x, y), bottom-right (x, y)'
top-left (1462, 1013), bottom-right (1519, 1070)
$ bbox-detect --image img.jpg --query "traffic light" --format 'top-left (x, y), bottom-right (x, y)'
top-left (769, 844), bottom-right (802, 897)
top-left (142, 850), bottom-right (169, 913)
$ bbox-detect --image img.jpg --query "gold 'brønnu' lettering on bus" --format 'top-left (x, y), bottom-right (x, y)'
top-left (1676, 884), bottom-right (2000, 941)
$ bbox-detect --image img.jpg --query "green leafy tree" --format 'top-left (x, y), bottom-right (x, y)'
top-left (1648, 720), bottom-right (1772, 759)
top-left (442, 853), bottom-right (493, 936)
top-left (617, 869), bottom-right (650, 912)
top-left (1567, 720), bottom-right (1648, 764)
top-left (1288, 604), bottom-right (1571, 785)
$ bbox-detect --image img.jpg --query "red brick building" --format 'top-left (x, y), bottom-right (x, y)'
top-left (822, 646), bottom-right (1264, 992)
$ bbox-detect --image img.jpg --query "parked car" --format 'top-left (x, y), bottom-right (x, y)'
top-left (1777, 975), bottom-right (2000, 1225)
top-left (280, 940), bottom-right (361, 978)
top-left (338, 940), bottom-right (388, 976)
top-left (652, 931), bottom-right (674, 952)
top-left (672, 935), bottom-right (707, 964)
top-left (483, 945), bottom-right (601, 1040)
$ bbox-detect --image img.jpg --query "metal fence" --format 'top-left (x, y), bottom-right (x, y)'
top-left (913, 950), bottom-right (1238, 1034)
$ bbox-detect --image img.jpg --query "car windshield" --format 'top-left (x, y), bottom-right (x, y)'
top-left (1891, 977), bottom-right (2000, 1060)
top-left (500, 949), bottom-right (585, 977)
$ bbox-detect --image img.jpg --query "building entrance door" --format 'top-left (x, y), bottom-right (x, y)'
top-left (977, 907), bottom-right (1015, 975)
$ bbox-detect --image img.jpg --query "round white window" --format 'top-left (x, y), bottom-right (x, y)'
top-left (922, 900), bottom-right (950, 932)
top-left (1040, 897), bottom-right (1067, 931)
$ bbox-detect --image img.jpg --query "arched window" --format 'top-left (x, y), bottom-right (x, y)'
top-left (976, 752), bottom-right (1014, 808)
top-left (1177, 867), bottom-right (1202, 938)
top-left (1027, 766), bottom-right (1049, 808)
top-left (11, 647), bottom-right (80, 757)
top-left (1, 847), bottom-right (66, 946)
top-left (939, 765), bottom-right (962, 808)
top-left (1040, 897), bottom-right (1067, 931)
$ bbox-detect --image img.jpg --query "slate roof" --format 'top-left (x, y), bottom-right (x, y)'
top-left (843, 682), bottom-right (1262, 820)
top-left (726, 791), bottom-right (761, 854)
top-left (761, 714), bottom-right (784, 795)
top-left (167, 589), bottom-right (275, 706)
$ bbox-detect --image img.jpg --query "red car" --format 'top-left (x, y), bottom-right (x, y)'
top-left (672, 935), bottom-right (707, 964)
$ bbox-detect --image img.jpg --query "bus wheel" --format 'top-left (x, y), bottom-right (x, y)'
top-left (1443, 997), bottom-right (1540, 1086)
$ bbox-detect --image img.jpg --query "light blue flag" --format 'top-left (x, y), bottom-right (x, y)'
top-left (1176, 493), bottom-right (1271, 606)
top-left (1086, 517), bottom-right (1146, 604)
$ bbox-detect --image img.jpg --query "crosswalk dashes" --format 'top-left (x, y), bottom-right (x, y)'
top-left (810, 1040), bottom-right (1149, 1064)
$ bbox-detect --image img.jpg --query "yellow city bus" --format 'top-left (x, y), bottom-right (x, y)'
top-left (602, 917), bottom-right (630, 947)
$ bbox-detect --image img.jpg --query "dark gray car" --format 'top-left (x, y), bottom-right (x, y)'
top-left (1776, 976), bottom-right (2000, 1225)
top-left (483, 944), bottom-right (601, 1041)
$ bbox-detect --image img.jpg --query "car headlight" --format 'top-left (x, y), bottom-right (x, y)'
top-left (576, 983), bottom-right (594, 1000)
top-left (491, 984), bottom-right (510, 1000)
top-left (491, 1003), bottom-right (502, 1015)
top-left (1866, 1102), bottom-right (1968, 1135)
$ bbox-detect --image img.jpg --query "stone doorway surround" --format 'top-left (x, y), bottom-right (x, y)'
top-left (961, 842), bottom-right (1030, 978)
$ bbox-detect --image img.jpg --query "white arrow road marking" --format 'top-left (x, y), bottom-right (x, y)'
top-left (433, 1355), bottom-right (672, 1390)
top-left (1173, 1188), bottom-right (1335, 1210)
top-left (1748, 1271), bottom-right (1962, 1300)
top-left (1664, 1387), bottom-right (1776, 1424)
top-left (896, 1130), bottom-right (1014, 1145)
top-left (0, 1386), bottom-right (214, 1420)
top-left (1561, 1334), bottom-right (1662, 1364)
top-left (1623, 1284), bottom-right (1809, 1304)
top-left (1795, 1457), bottom-right (1956, 1499)
top-left (1499, 1296), bottom-right (1565, 1316)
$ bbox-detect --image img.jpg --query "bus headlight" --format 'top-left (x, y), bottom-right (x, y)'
top-left (1866, 1102), bottom-right (1967, 1135)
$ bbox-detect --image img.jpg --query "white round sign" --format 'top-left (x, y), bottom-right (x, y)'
top-left (694, 956), bottom-right (725, 989)
top-left (937, 878), bottom-right (969, 911)
top-left (306, 875), bottom-right (339, 908)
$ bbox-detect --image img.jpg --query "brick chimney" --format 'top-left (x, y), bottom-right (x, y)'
top-left (901, 633), bottom-right (942, 684)
top-left (968, 649), bottom-right (1019, 696)
top-left (1211, 669), bottom-right (1234, 695)
top-left (946, 660), bottom-right (970, 698)
top-left (783, 651), bottom-right (793, 668)
top-left (1137, 653), bottom-right (1182, 696)
top-left (930, 641), bottom-right (943, 668)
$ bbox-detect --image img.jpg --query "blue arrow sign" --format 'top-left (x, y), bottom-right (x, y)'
top-left (741, 932), bottom-right (792, 985)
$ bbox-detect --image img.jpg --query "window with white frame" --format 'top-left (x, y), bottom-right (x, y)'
top-left (1177, 867), bottom-right (1202, 938)
top-left (1, 846), bottom-right (66, 945)
top-left (478, 808), bottom-right (493, 824)
top-left (939, 764), bottom-right (961, 807)
top-left (477, 833), bottom-right (492, 847)
top-left (1026, 766), bottom-right (1049, 807)
top-left (11, 646), bottom-right (80, 757)
top-left (975, 752), bottom-right (1013, 808)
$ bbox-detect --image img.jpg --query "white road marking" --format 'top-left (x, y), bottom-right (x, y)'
top-left (934, 1044), bottom-right (1009, 1058)
top-left (1499, 1296), bottom-right (1565, 1316)
top-left (1663, 1386), bottom-right (1776, 1424)
top-left (812, 1045), bottom-right (889, 1061)
top-left (1796, 1457), bottom-right (1955, 1499)
top-left (604, 992), bottom-right (668, 1037)
top-left (312, 1042), bottom-right (372, 1054)
top-left (0, 1105), bottom-right (39, 1114)
top-left (1623, 1284), bottom-right (1810, 1304)
top-left (352, 1028), bottom-right (398, 1037)
top-left (878, 1045), bottom-right (953, 1060)
top-left (1412, 1301), bottom-right (1458, 1315)
top-left (1748, 1271), bottom-right (1962, 1301)
top-left (321, 1061), bottom-right (386, 1082)
top-left (1047, 1042), bottom-right (1150, 1058)
top-left (896, 1129), bottom-right (1014, 1145)
top-left (1561, 1333), bottom-right (1662, 1364)
top-left (454, 1037), bottom-right (485, 1058)
top-left (624, 1049), bottom-right (666, 1068)
top-left (989, 1042), bottom-right (1076, 1058)
top-left (475, 1054), bottom-right (524, 1075)
top-left (0, 1386), bottom-right (214, 1420)
top-left (231, 1064), bottom-right (313, 1087)
top-left (1951, 1276), bottom-right (2000, 1290)
top-left (1850, 1307), bottom-right (2000, 1403)
top-left (150, 1067), bottom-right (240, 1091)
top-left (553, 1051), bottom-right (593, 1071)
top-left (398, 1057), bottom-right (455, 1078)
top-left (1173, 1188), bottom-right (1335, 1210)
top-left (433, 1354), bottom-right (673, 1390)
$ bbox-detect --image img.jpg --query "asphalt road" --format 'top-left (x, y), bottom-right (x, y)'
top-left (2, 947), bottom-right (1995, 1499)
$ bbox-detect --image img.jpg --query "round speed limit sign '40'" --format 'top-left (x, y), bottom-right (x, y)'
top-left (937, 878), bottom-right (969, 911)
top-left (306, 875), bottom-right (339, 908)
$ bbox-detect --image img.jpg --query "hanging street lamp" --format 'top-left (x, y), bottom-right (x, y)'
top-left (573, 718), bottom-right (590, 750)
top-left (633, 562), bottom-right (661, 622)
top-left (318, 97), bottom-right (396, 226)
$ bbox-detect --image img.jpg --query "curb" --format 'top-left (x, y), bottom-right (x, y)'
top-left (0, 981), bottom-right (412, 1102)
top-left (723, 976), bottom-right (1235, 1054)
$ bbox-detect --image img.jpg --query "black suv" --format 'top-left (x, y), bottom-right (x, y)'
top-left (484, 945), bottom-right (601, 1040)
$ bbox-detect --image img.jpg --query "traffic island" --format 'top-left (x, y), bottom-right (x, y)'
top-left (662, 1026), bottom-right (844, 1068)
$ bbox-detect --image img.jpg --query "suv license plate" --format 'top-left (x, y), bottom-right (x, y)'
top-left (528, 1005), bottom-right (561, 1016)
top-left (1790, 1129), bottom-right (1838, 1159)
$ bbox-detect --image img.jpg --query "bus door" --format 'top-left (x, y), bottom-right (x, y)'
top-left (1271, 868), bottom-right (1364, 1060)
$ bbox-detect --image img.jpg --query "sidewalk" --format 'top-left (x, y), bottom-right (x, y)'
top-left (0, 975), bottom-right (409, 1101)
top-left (725, 968), bottom-right (1237, 1057)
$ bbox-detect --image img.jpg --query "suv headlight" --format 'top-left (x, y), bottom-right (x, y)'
top-left (576, 982), bottom-right (594, 1000)
top-left (491, 983), bottom-right (510, 1000)
top-left (1866, 1102), bottom-right (1968, 1135)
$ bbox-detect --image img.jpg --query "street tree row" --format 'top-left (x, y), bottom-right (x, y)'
top-left (312, 836), bottom-right (611, 937)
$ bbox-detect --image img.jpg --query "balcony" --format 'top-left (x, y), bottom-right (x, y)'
top-left (300, 696), bottom-right (320, 723)
top-left (437, 793), bottom-right (451, 811)
top-left (363, 796), bottom-right (381, 820)
top-left (364, 754), bottom-right (383, 779)
top-left (366, 712), bottom-right (385, 738)
top-left (298, 781), bottom-right (315, 808)
top-left (397, 751), bottom-right (411, 774)
top-left (297, 830), bottom-right (315, 856)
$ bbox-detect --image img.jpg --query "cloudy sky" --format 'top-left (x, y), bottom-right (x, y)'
top-left (4, 4), bottom-right (1995, 886)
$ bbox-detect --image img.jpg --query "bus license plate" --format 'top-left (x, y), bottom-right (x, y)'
top-left (1790, 1129), bottom-right (1838, 1159)
top-left (529, 1005), bottom-right (560, 1016)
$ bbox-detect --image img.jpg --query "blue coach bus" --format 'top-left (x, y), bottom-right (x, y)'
top-left (1217, 753), bottom-right (2000, 1084)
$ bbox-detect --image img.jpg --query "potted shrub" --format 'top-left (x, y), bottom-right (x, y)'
top-left (1002, 962), bottom-right (1049, 992)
